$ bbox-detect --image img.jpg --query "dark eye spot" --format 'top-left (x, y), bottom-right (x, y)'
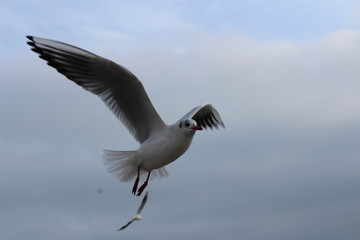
top-left (185, 121), bottom-right (190, 127)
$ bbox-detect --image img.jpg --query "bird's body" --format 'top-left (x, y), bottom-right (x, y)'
top-left (103, 124), bottom-right (195, 182)
top-left (132, 124), bottom-right (195, 170)
top-left (27, 36), bottom-right (224, 196)
top-left (118, 191), bottom-right (149, 231)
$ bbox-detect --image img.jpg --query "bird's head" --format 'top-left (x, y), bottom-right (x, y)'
top-left (178, 119), bottom-right (202, 132)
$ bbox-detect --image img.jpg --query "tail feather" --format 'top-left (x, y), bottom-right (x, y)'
top-left (103, 150), bottom-right (137, 182)
top-left (150, 166), bottom-right (169, 180)
top-left (103, 150), bottom-right (169, 182)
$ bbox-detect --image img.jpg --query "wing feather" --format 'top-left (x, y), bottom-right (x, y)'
top-left (27, 36), bottom-right (166, 143)
top-left (118, 218), bottom-right (136, 231)
top-left (137, 191), bottom-right (148, 214)
top-left (179, 104), bottom-right (225, 130)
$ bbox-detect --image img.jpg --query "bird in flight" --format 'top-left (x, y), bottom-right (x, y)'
top-left (118, 191), bottom-right (149, 231)
top-left (26, 36), bottom-right (225, 196)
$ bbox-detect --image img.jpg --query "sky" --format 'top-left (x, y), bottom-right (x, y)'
top-left (1, 0), bottom-right (360, 239)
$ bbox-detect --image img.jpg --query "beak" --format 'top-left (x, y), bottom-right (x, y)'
top-left (192, 126), bottom-right (203, 131)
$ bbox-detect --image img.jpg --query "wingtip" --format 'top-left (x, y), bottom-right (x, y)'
top-left (26, 36), bottom-right (36, 48)
top-left (117, 224), bottom-right (128, 231)
top-left (142, 191), bottom-right (149, 202)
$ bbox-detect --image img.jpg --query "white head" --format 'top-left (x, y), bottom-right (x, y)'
top-left (178, 119), bottom-right (203, 132)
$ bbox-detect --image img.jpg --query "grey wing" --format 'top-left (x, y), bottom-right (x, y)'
top-left (117, 218), bottom-right (136, 231)
top-left (27, 36), bottom-right (166, 143)
top-left (137, 191), bottom-right (148, 214)
top-left (179, 104), bottom-right (225, 129)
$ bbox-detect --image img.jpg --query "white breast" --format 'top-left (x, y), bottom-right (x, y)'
top-left (137, 126), bottom-right (195, 171)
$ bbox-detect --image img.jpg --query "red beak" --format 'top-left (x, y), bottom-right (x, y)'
top-left (192, 126), bottom-right (203, 131)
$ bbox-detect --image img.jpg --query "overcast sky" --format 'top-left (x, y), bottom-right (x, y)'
top-left (1, 1), bottom-right (360, 239)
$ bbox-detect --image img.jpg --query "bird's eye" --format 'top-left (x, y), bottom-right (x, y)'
top-left (185, 121), bottom-right (190, 127)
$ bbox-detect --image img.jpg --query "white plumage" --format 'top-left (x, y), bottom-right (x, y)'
top-left (27, 36), bottom-right (225, 196)
top-left (118, 191), bottom-right (149, 231)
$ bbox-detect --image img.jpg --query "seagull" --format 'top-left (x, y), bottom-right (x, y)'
top-left (26, 36), bottom-right (225, 196)
top-left (118, 191), bottom-right (149, 231)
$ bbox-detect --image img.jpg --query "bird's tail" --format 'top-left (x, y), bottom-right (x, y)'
top-left (103, 150), bottom-right (138, 182)
top-left (103, 150), bottom-right (169, 182)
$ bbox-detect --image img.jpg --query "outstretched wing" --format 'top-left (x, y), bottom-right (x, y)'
top-left (137, 191), bottom-right (148, 214)
top-left (117, 218), bottom-right (136, 231)
top-left (26, 36), bottom-right (166, 143)
top-left (179, 104), bottom-right (225, 130)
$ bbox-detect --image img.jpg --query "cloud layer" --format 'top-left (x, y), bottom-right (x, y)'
top-left (1, 1), bottom-right (360, 240)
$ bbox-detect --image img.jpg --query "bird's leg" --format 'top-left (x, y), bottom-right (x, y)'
top-left (136, 171), bottom-right (151, 196)
top-left (132, 166), bottom-right (140, 195)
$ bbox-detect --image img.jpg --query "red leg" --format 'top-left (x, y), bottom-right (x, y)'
top-left (132, 166), bottom-right (140, 195)
top-left (136, 171), bottom-right (151, 196)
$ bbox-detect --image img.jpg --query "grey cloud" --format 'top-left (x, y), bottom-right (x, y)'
top-left (1, 23), bottom-right (360, 240)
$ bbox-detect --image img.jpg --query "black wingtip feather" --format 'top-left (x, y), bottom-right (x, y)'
top-left (26, 41), bottom-right (36, 49)
top-left (191, 107), bottom-right (225, 130)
